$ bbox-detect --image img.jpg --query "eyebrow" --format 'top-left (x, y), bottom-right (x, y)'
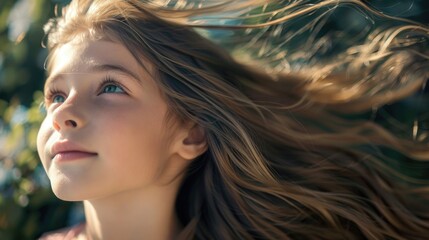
top-left (45, 63), bottom-right (143, 91)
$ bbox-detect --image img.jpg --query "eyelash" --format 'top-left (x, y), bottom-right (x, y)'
top-left (98, 76), bottom-right (127, 95)
top-left (44, 76), bottom-right (127, 106)
top-left (44, 86), bottom-right (63, 106)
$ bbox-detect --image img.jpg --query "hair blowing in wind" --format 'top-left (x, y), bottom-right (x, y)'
top-left (43, 0), bottom-right (429, 239)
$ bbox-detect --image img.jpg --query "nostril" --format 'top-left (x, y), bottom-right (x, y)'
top-left (65, 120), bottom-right (78, 128)
top-left (53, 122), bottom-right (61, 131)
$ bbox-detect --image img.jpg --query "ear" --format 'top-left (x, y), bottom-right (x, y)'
top-left (175, 122), bottom-right (208, 160)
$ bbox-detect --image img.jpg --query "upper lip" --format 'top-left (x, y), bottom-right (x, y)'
top-left (50, 140), bottom-right (97, 158)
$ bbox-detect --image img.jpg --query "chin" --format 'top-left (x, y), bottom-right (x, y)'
top-left (52, 188), bottom-right (85, 202)
top-left (50, 181), bottom-right (89, 201)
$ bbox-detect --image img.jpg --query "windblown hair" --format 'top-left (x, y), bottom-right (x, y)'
top-left (43, 0), bottom-right (429, 239)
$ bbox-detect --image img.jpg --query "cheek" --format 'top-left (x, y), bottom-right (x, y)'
top-left (36, 117), bottom-right (53, 169)
top-left (36, 117), bottom-right (51, 157)
top-left (97, 108), bottom-right (169, 179)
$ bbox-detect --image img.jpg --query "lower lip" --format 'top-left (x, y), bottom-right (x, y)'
top-left (53, 151), bottom-right (97, 162)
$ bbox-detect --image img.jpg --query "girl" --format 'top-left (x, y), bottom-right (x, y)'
top-left (37, 0), bottom-right (429, 239)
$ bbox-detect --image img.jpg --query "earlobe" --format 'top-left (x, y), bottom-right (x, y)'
top-left (179, 123), bottom-right (208, 160)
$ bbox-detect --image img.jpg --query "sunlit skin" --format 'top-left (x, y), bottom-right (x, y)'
top-left (36, 39), bottom-right (207, 240)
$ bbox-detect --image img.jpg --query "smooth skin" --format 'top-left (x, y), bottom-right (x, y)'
top-left (37, 39), bottom-right (207, 240)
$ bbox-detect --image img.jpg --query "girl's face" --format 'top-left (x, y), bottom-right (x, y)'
top-left (37, 39), bottom-right (181, 201)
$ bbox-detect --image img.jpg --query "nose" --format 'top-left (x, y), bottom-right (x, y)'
top-left (51, 95), bottom-right (86, 132)
top-left (53, 119), bottom-right (77, 131)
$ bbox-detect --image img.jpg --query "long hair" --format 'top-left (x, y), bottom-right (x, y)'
top-left (43, 0), bottom-right (429, 239)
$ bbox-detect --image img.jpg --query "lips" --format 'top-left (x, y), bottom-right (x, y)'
top-left (51, 140), bottom-right (97, 162)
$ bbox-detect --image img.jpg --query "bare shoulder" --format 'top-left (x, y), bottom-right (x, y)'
top-left (39, 223), bottom-right (85, 240)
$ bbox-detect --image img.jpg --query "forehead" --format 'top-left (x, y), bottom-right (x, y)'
top-left (46, 39), bottom-right (153, 86)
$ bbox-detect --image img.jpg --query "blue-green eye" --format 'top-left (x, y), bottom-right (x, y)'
top-left (102, 84), bottom-right (125, 93)
top-left (53, 95), bottom-right (65, 103)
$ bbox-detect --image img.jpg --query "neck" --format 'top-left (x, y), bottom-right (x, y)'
top-left (82, 185), bottom-right (182, 240)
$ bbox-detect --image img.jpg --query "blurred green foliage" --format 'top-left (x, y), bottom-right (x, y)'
top-left (0, 0), bottom-right (74, 239)
top-left (0, 92), bottom-right (74, 240)
top-left (0, 0), bottom-right (427, 239)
